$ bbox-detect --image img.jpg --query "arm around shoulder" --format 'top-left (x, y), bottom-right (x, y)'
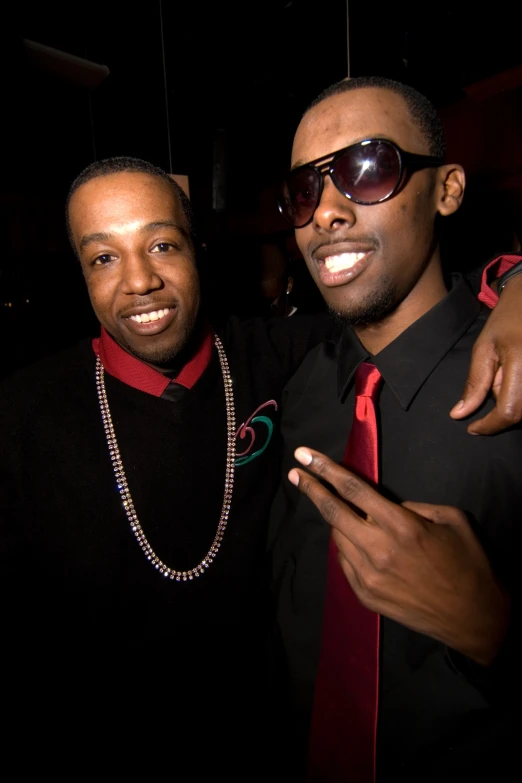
top-left (451, 254), bottom-right (522, 434)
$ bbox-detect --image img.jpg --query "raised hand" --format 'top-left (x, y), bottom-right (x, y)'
top-left (289, 446), bottom-right (510, 665)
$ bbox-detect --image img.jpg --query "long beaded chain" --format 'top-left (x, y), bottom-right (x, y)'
top-left (95, 334), bottom-right (236, 581)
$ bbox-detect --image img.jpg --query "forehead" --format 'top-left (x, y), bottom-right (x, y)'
top-left (69, 172), bottom-right (185, 235)
top-left (292, 87), bottom-right (428, 166)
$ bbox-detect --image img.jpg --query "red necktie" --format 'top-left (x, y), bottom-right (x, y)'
top-left (307, 362), bottom-right (383, 783)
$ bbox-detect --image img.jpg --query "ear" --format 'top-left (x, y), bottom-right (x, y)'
top-left (436, 164), bottom-right (466, 217)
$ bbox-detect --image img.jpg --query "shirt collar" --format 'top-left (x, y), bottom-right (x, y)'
top-left (338, 275), bottom-right (481, 409)
top-left (92, 325), bottom-right (213, 398)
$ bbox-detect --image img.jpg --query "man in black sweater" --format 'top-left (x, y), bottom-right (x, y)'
top-left (0, 150), bottom-right (520, 778)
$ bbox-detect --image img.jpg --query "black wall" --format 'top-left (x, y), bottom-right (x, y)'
top-left (2, 0), bottom-right (522, 377)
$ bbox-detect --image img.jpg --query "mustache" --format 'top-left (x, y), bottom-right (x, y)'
top-left (117, 296), bottom-right (179, 318)
top-left (310, 237), bottom-right (378, 260)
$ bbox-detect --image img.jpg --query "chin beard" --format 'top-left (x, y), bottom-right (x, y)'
top-left (328, 278), bottom-right (397, 328)
top-left (127, 317), bottom-right (202, 372)
top-left (128, 337), bottom-right (189, 370)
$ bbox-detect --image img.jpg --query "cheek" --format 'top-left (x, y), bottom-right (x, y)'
top-left (85, 270), bottom-right (121, 327)
top-left (177, 266), bottom-right (201, 306)
top-left (296, 231), bottom-right (320, 280)
top-left (84, 276), bottom-right (116, 322)
top-left (295, 228), bottom-right (311, 257)
top-left (388, 195), bottom-right (434, 243)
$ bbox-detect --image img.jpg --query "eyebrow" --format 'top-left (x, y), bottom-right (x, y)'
top-left (78, 220), bottom-right (189, 252)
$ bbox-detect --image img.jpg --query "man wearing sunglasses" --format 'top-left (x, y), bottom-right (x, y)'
top-left (270, 76), bottom-right (520, 782)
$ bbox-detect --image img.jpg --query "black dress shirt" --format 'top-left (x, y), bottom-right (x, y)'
top-left (269, 276), bottom-right (520, 782)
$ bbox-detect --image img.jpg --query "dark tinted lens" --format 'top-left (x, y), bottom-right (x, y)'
top-left (333, 140), bottom-right (401, 204)
top-left (280, 166), bottom-right (321, 227)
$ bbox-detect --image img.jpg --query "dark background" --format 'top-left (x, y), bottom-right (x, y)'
top-left (2, 0), bottom-right (522, 378)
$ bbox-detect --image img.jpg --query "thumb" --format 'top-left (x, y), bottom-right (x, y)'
top-left (449, 345), bottom-right (498, 420)
top-left (401, 501), bottom-right (467, 526)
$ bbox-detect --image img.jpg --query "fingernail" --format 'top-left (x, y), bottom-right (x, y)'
top-left (288, 469), bottom-right (299, 486)
top-left (450, 400), bottom-right (465, 417)
top-left (294, 447), bottom-right (313, 466)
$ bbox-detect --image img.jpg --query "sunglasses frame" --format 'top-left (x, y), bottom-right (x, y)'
top-left (278, 138), bottom-right (445, 228)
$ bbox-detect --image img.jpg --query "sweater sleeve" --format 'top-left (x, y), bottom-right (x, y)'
top-left (477, 253), bottom-right (522, 308)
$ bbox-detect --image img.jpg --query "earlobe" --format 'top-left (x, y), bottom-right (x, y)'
top-left (437, 164), bottom-right (466, 216)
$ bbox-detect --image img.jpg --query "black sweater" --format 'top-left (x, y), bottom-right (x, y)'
top-left (0, 314), bottom-right (330, 779)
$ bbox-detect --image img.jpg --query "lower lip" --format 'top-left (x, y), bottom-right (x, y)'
top-left (123, 308), bottom-right (177, 336)
top-left (316, 252), bottom-right (373, 287)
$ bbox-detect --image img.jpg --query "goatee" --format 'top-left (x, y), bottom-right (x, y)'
top-left (328, 277), bottom-right (397, 328)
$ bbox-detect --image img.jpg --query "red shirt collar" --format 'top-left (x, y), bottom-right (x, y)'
top-left (92, 325), bottom-right (213, 397)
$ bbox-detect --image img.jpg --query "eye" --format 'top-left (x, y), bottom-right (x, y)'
top-left (93, 254), bottom-right (114, 266)
top-left (151, 242), bottom-right (178, 253)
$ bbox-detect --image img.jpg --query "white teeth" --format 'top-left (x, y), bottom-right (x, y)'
top-left (324, 252), bottom-right (366, 272)
top-left (129, 308), bottom-right (170, 324)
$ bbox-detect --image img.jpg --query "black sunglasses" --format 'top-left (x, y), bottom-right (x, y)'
top-left (278, 138), bottom-right (444, 228)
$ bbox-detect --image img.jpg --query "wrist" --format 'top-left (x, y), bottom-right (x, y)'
top-left (497, 259), bottom-right (522, 295)
top-left (450, 582), bottom-right (511, 666)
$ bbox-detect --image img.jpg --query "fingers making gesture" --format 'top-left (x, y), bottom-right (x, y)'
top-left (289, 447), bottom-right (510, 665)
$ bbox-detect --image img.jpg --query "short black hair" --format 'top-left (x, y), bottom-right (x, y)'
top-left (65, 156), bottom-right (196, 255)
top-left (305, 76), bottom-right (446, 159)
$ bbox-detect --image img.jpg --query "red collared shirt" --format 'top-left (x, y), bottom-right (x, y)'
top-left (92, 325), bottom-right (213, 397)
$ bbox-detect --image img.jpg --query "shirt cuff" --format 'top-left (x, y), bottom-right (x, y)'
top-left (478, 254), bottom-right (522, 308)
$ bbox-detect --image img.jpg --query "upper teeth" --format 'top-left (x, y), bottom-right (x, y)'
top-left (129, 308), bottom-right (171, 323)
top-left (324, 252), bottom-right (366, 272)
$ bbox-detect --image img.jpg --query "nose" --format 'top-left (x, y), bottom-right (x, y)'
top-left (312, 175), bottom-right (356, 233)
top-left (120, 252), bottom-right (163, 295)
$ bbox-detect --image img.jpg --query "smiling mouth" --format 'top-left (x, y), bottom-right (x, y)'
top-left (323, 252), bottom-right (367, 273)
top-left (314, 249), bottom-right (374, 288)
top-left (127, 308), bottom-right (172, 324)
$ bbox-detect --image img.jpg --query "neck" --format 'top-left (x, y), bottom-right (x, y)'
top-left (354, 258), bottom-right (447, 355)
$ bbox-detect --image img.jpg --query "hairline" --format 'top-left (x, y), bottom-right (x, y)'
top-left (65, 160), bottom-right (197, 259)
top-left (302, 77), bottom-right (447, 160)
